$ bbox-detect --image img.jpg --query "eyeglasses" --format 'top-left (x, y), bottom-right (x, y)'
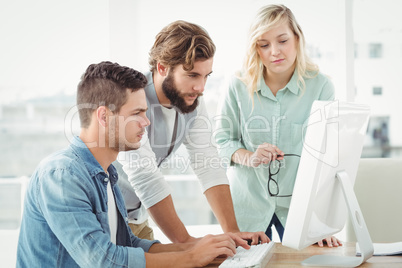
top-left (267, 154), bottom-right (301, 197)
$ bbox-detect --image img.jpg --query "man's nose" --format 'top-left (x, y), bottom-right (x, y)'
top-left (193, 79), bottom-right (206, 92)
top-left (140, 114), bottom-right (150, 127)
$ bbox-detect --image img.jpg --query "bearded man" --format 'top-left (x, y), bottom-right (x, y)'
top-left (117, 20), bottom-right (268, 245)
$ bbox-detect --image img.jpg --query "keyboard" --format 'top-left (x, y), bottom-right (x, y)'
top-left (219, 242), bottom-right (274, 268)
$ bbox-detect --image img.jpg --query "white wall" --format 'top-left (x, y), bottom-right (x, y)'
top-left (109, 0), bottom-right (348, 93)
top-left (0, 0), bottom-right (110, 102)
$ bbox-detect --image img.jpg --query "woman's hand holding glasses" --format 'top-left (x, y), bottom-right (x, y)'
top-left (249, 143), bottom-right (284, 167)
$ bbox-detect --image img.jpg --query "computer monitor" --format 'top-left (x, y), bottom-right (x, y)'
top-left (282, 100), bottom-right (374, 267)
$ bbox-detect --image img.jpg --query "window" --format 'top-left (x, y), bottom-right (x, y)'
top-left (354, 0), bottom-right (402, 158)
top-left (0, 1), bottom-right (109, 177)
top-left (354, 43), bottom-right (358, 58)
top-left (372, 86), bottom-right (382, 95)
top-left (369, 43), bottom-right (383, 58)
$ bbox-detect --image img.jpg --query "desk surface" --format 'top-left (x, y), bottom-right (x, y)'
top-left (205, 242), bottom-right (402, 267)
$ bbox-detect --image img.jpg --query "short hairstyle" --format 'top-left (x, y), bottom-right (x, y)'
top-left (240, 4), bottom-right (319, 103)
top-left (77, 61), bottom-right (147, 128)
top-left (148, 20), bottom-right (216, 72)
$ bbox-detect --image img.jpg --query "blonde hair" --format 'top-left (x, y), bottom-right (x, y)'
top-left (239, 4), bottom-right (318, 105)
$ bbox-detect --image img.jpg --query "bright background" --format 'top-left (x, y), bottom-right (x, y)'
top-left (1, 0), bottom-right (401, 266)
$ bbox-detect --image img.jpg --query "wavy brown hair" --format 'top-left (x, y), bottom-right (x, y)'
top-left (148, 20), bottom-right (216, 72)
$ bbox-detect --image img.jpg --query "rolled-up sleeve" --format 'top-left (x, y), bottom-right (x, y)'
top-left (183, 98), bottom-right (229, 192)
top-left (127, 238), bottom-right (159, 268)
top-left (214, 77), bottom-right (246, 165)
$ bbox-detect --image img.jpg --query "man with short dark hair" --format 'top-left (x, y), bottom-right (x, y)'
top-left (17, 61), bottom-right (247, 268)
top-left (118, 20), bottom-right (269, 244)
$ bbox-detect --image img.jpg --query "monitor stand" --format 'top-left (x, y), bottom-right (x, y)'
top-left (301, 171), bottom-right (374, 267)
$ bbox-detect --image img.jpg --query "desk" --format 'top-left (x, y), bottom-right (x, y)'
top-left (205, 242), bottom-right (402, 267)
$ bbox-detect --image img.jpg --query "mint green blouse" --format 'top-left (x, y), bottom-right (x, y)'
top-left (215, 70), bottom-right (335, 232)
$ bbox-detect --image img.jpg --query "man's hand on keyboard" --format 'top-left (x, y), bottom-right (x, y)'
top-left (187, 233), bottom-right (238, 267)
top-left (234, 231), bottom-right (271, 246)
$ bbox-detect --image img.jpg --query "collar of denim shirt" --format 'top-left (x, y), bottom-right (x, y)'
top-left (70, 136), bottom-right (119, 185)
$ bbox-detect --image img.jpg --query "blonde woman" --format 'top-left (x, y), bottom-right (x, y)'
top-left (215, 4), bottom-right (341, 247)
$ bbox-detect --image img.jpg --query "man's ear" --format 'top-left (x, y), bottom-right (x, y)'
top-left (157, 62), bottom-right (169, 77)
top-left (96, 106), bottom-right (108, 127)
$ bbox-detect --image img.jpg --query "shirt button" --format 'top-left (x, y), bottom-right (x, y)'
top-left (104, 177), bottom-right (109, 183)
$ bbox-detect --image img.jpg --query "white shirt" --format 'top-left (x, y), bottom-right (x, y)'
top-left (117, 97), bottom-right (229, 223)
top-left (107, 180), bottom-right (117, 244)
top-left (160, 104), bottom-right (176, 144)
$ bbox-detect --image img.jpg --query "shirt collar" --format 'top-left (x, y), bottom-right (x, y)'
top-left (286, 69), bottom-right (300, 95)
top-left (258, 68), bottom-right (300, 99)
top-left (70, 136), bottom-right (118, 184)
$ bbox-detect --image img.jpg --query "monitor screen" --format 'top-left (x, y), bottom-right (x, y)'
top-left (282, 100), bottom-right (373, 266)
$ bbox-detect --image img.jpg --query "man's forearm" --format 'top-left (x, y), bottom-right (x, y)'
top-left (148, 242), bottom-right (188, 253)
top-left (148, 195), bottom-right (195, 243)
top-left (204, 184), bottom-right (240, 233)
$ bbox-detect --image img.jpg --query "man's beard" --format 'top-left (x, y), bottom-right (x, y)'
top-left (162, 72), bottom-right (201, 114)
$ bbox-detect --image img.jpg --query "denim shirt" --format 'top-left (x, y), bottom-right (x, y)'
top-left (17, 136), bottom-right (159, 268)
